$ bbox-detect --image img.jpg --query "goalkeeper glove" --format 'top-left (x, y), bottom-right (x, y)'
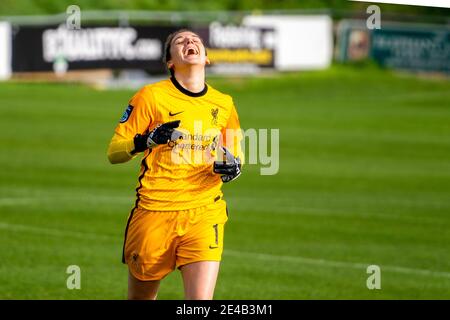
top-left (132, 120), bottom-right (182, 153)
top-left (213, 146), bottom-right (241, 183)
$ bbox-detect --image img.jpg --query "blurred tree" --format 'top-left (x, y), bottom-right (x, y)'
top-left (0, 0), bottom-right (447, 16)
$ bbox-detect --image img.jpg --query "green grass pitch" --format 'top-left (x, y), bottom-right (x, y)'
top-left (0, 65), bottom-right (449, 299)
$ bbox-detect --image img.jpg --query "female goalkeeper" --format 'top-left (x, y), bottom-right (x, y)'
top-left (107, 29), bottom-right (242, 300)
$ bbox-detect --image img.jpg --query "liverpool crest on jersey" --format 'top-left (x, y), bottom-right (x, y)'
top-left (211, 108), bottom-right (219, 125)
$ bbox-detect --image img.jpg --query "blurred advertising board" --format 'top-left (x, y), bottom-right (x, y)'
top-left (0, 22), bottom-right (12, 79)
top-left (243, 15), bottom-right (333, 71)
top-left (8, 22), bottom-right (275, 75)
top-left (337, 20), bottom-right (450, 74)
top-left (11, 25), bottom-right (180, 73)
top-left (196, 22), bottom-right (276, 74)
top-left (4, 15), bottom-right (334, 77)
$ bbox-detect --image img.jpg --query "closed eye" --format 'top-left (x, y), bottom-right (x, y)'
top-left (172, 35), bottom-right (202, 45)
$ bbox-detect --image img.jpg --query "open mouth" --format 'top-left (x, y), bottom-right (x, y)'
top-left (184, 47), bottom-right (198, 56)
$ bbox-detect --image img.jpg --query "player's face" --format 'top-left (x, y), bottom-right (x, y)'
top-left (168, 31), bottom-right (210, 70)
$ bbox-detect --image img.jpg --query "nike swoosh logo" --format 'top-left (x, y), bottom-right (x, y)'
top-left (209, 245), bottom-right (219, 249)
top-left (169, 111), bottom-right (184, 116)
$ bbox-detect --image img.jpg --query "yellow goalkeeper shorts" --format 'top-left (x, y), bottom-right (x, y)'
top-left (123, 199), bottom-right (228, 281)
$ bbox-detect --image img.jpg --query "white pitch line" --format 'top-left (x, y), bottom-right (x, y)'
top-left (1, 221), bottom-right (450, 280)
top-left (0, 222), bottom-right (116, 241)
top-left (1, 196), bottom-right (447, 225)
top-left (224, 250), bottom-right (450, 279)
top-left (0, 195), bottom-right (132, 206)
top-left (0, 198), bottom-right (38, 205)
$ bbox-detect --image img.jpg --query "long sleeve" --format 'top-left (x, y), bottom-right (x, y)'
top-left (107, 136), bottom-right (137, 164)
top-left (107, 87), bottom-right (154, 164)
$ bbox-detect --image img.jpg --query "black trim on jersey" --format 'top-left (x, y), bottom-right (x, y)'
top-left (121, 153), bottom-right (150, 264)
top-left (170, 76), bottom-right (208, 97)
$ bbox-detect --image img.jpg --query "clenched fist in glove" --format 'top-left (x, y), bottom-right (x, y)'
top-left (213, 146), bottom-right (242, 183)
top-left (132, 120), bottom-right (183, 153)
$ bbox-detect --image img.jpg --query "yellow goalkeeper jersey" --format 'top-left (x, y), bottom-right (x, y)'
top-left (107, 77), bottom-right (242, 211)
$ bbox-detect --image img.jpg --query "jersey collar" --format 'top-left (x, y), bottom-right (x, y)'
top-left (170, 76), bottom-right (208, 98)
